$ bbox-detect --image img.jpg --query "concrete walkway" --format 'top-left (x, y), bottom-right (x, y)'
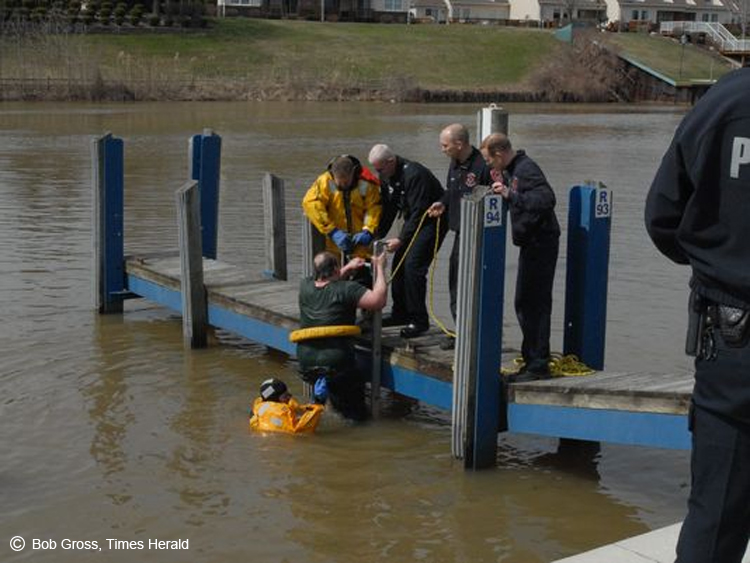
top-left (553, 523), bottom-right (750, 562)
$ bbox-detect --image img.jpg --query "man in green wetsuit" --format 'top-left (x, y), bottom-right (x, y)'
top-left (297, 250), bottom-right (388, 421)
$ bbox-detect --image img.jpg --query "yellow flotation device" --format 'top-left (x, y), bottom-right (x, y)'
top-left (249, 397), bottom-right (324, 434)
top-left (289, 325), bottom-right (361, 343)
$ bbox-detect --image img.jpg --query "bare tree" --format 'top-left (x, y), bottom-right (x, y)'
top-left (727, 0), bottom-right (749, 37)
top-left (561, 0), bottom-right (577, 21)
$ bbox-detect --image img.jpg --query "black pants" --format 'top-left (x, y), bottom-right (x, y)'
top-left (676, 404), bottom-right (750, 563)
top-left (326, 371), bottom-right (368, 422)
top-left (391, 221), bottom-right (447, 327)
top-left (515, 240), bottom-right (558, 372)
top-left (448, 232), bottom-right (460, 321)
top-left (676, 326), bottom-right (750, 563)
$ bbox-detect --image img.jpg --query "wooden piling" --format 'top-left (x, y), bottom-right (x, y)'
top-left (301, 217), bottom-right (326, 279)
top-left (262, 172), bottom-right (288, 281)
top-left (176, 180), bottom-right (208, 349)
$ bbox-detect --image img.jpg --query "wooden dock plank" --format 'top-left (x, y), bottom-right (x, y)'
top-left (125, 254), bottom-right (695, 416)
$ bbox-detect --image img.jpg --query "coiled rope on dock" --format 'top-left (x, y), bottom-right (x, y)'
top-left (501, 353), bottom-right (596, 377)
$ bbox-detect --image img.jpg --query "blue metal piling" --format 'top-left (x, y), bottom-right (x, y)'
top-left (93, 133), bottom-right (126, 314)
top-left (189, 130), bottom-right (222, 260)
top-left (563, 183), bottom-right (612, 370)
top-left (469, 195), bottom-right (508, 469)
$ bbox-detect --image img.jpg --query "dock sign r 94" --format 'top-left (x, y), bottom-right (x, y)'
top-left (484, 195), bottom-right (504, 228)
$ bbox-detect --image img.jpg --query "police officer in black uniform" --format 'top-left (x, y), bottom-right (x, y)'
top-left (645, 66), bottom-right (750, 563)
top-left (428, 123), bottom-right (491, 350)
top-left (481, 133), bottom-right (560, 380)
top-left (368, 144), bottom-right (448, 338)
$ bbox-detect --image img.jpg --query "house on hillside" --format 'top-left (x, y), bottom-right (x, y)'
top-left (217, 0), bottom-right (375, 20)
top-left (605, 0), bottom-right (735, 25)
top-left (403, 0), bottom-right (511, 22)
top-left (510, 0), bottom-right (605, 23)
top-left (217, 0), bottom-right (738, 26)
top-left (510, 0), bottom-right (735, 25)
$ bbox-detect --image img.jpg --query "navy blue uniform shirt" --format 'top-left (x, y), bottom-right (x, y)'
top-left (377, 157), bottom-right (445, 241)
top-left (440, 147), bottom-right (491, 232)
top-left (504, 150), bottom-right (560, 247)
top-left (645, 68), bottom-right (750, 308)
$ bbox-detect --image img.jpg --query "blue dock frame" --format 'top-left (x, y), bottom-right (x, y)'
top-left (97, 131), bottom-right (691, 468)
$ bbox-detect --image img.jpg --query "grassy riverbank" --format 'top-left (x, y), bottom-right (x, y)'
top-left (1, 19), bottom-right (559, 101)
top-left (603, 32), bottom-right (733, 83)
top-left (0, 19), bottom-right (735, 101)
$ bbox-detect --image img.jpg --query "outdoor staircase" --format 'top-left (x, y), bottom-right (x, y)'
top-left (660, 21), bottom-right (750, 54)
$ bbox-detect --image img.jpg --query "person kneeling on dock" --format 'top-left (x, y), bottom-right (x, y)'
top-left (296, 250), bottom-right (388, 422)
top-left (249, 378), bottom-right (324, 434)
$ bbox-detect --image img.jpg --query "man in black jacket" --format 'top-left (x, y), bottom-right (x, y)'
top-left (481, 133), bottom-right (560, 380)
top-left (427, 124), bottom-right (492, 350)
top-left (368, 144), bottom-right (448, 338)
top-left (645, 67), bottom-right (750, 563)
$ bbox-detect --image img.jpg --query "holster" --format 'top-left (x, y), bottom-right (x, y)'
top-left (685, 290), bottom-right (705, 357)
top-left (715, 305), bottom-right (750, 348)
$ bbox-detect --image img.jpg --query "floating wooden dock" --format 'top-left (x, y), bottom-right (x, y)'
top-left (126, 252), bottom-right (693, 450)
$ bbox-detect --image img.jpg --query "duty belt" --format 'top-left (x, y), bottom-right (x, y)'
top-left (687, 290), bottom-right (750, 360)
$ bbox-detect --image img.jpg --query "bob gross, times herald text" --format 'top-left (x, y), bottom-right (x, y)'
top-left (108, 538), bottom-right (190, 550)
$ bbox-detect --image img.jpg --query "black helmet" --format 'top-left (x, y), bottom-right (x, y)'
top-left (259, 378), bottom-right (288, 402)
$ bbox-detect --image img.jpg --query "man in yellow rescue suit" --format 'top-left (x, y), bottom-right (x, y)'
top-left (249, 378), bottom-right (324, 434)
top-left (302, 155), bottom-right (382, 262)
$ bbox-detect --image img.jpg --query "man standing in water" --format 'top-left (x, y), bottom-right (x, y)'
top-left (481, 132), bottom-right (560, 381)
top-left (645, 66), bottom-right (750, 563)
top-left (427, 124), bottom-right (491, 350)
top-left (297, 250), bottom-right (388, 421)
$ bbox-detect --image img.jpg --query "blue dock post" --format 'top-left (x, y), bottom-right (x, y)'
top-left (93, 133), bottom-right (126, 314)
top-left (451, 105), bottom-right (510, 469)
top-left (470, 194), bottom-right (508, 468)
top-left (452, 193), bottom-right (508, 469)
top-left (189, 129), bottom-right (222, 260)
top-left (563, 183), bottom-right (612, 370)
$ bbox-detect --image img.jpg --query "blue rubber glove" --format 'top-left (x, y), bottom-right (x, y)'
top-left (352, 230), bottom-right (373, 247)
top-left (313, 377), bottom-right (328, 404)
top-left (329, 228), bottom-right (353, 253)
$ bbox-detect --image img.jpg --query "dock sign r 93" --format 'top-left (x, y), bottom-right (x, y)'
top-left (595, 187), bottom-right (612, 218)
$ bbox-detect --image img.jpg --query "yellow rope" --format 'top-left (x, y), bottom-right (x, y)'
top-left (384, 210), bottom-right (455, 338)
top-left (427, 215), bottom-right (455, 338)
top-left (387, 210), bottom-right (430, 284)
top-left (500, 353), bottom-right (596, 377)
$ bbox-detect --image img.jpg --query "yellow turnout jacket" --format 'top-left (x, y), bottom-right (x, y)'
top-left (249, 397), bottom-right (324, 434)
top-left (302, 168), bottom-right (381, 259)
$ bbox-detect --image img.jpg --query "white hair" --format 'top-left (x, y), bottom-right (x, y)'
top-left (368, 143), bottom-right (395, 164)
